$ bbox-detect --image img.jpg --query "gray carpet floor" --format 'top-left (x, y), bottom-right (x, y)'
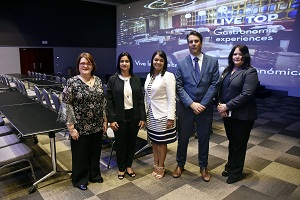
top-left (1, 93), bottom-right (299, 200)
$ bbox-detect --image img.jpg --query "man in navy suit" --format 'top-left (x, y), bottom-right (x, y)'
top-left (173, 31), bottom-right (220, 182)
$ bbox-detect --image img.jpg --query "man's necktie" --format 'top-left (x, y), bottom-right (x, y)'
top-left (194, 57), bottom-right (200, 82)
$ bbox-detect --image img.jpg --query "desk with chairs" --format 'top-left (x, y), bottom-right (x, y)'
top-left (0, 91), bottom-right (67, 193)
top-left (45, 73), bottom-right (69, 80)
top-left (1, 74), bottom-right (17, 90)
top-left (0, 91), bottom-right (36, 106)
top-left (27, 79), bottom-right (62, 88)
top-left (6, 73), bottom-right (35, 81)
top-left (50, 86), bottom-right (64, 94)
top-left (0, 82), bottom-right (10, 91)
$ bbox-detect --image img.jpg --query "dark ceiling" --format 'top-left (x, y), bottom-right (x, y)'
top-left (82, 0), bottom-right (140, 6)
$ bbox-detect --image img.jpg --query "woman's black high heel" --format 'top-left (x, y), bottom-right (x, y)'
top-left (118, 172), bottom-right (125, 180)
top-left (126, 171), bottom-right (136, 178)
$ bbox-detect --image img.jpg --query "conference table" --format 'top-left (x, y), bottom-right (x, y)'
top-left (6, 73), bottom-right (35, 81)
top-left (27, 79), bottom-right (62, 87)
top-left (0, 91), bottom-right (36, 106)
top-left (0, 82), bottom-right (10, 91)
top-left (45, 73), bottom-right (69, 80)
top-left (0, 91), bottom-right (68, 193)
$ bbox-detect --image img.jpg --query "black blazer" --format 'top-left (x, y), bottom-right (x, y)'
top-left (218, 66), bottom-right (258, 121)
top-left (106, 74), bottom-right (146, 122)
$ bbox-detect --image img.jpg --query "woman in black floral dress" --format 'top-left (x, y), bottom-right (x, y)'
top-left (58, 52), bottom-right (107, 190)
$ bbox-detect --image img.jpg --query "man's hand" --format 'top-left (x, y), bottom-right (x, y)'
top-left (190, 102), bottom-right (206, 115)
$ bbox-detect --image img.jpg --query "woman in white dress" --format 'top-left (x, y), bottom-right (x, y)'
top-left (144, 50), bottom-right (176, 179)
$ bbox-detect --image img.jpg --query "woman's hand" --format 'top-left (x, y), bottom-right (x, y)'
top-left (217, 103), bottom-right (228, 113)
top-left (110, 122), bottom-right (119, 131)
top-left (139, 120), bottom-right (145, 129)
top-left (219, 111), bottom-right (228, 118)
top-left (69, 129), bottom-right (79, 140)
top-left (217, 103), bottom-right (229, 118)
top-left (166, 119), bottom-right (174, 129)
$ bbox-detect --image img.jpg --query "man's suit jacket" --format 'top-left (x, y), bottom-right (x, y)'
top-left (219, 66), bottom-right (258, 121)
top-left (106, 74), bottom-right (146, 122)
top-left (175, 53), bottom-right (220, 108)
top-left (144, 71), bottom-right (176, 120)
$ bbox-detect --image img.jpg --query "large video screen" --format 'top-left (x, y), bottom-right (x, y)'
top-left (117, 0), bottom-right (300, 96)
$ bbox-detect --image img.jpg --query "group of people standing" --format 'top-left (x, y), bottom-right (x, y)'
top-left (58, 30), bottom-right (259, 190)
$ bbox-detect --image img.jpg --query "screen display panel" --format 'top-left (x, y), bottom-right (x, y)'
top-left (117, 0), bottom-right (300, 96)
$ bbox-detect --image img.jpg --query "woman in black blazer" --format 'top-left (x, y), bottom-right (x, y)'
top-left (217, 44), bottom-right (259, 184)
top-left (106, 52), bottom-right (146, 179)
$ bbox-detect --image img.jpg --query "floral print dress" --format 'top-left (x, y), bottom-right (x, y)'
top-left (58, 75), bottom-right (107, 135)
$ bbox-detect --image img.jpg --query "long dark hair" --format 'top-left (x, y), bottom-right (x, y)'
top-left (116, 52), bottom-right (134, 76)
top-left (150, 50), bottom-right (168, 77)
top-left (226, 44), bottom-right (251, 73)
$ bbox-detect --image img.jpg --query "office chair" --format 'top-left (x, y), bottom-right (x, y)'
top-left (43, 73), bottom-right (47, 80)
top-left (12, 78), bottom-right (21, 92)
top-left (33, 86), bottom-right (46, 105)
top-left (50, 92), bottom-right (61, 112)
top-left (19, 80), bottom-right (36, 98)
top-left (0, 118), bottom-right (4, 126)
top-left (106, 127), bottom-right (115, 169)
top-left (103, 83), bottom-right (107, 94)
top-left (0, 125), bottom-right (13, 137)
top-left (41, 88), bottom-right (55, 110)
top-left (55, 76), bottom-right (61, 84)
top-left (0, 143), bottom-right (37, 184)
top-left (0, 134), bottom-right (21, 148)
top-left (61, 77), bottom-right (67, 87)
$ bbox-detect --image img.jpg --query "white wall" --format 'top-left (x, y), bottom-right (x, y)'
top-left (0, 47), bottom-right (21, 74)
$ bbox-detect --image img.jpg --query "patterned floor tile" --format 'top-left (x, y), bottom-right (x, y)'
top-left (286, 146), bottom-right (300, 157)
top-left (97, 182), bottom-right (155, 200)
top-left (260, 162), bottom-right (300, 185)
top-left (157, 184), bottom-right (217, 200)
top-left (247, 145), bottom-right (284, 161)
top-left (275, 153), bottom-right (300, 170)
top-left (287, 186), bottom-right (300, 200)
top-left (2, 94), bottom-right (300, 200)
top-left (258, 139), bottom-right (292, 152)
top-left (268, 134), bottom-right (300, 146)
top-left (223, 185), bottom-right (274, 200)
top-left (244, 154), bottom-right (273, 172)
top-left (242, 172), bottom-right (298, 200)
top-left (286, 121), bottom-right (300, 132)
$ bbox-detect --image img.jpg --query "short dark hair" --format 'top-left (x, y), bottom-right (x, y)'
top-left (228, 44), bottom-right (251, 70)
top-left (150, 50), bottom-right (168, 77)
top-left (116, 52), bottom-right (133, 76)
top-left (75, 52), bottom-right (96, 75)
top-left (186, 31), bottom-right (203, 44)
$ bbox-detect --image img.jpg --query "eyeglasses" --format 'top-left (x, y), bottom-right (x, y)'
top-left (79, 63), bottom-right (93, 67)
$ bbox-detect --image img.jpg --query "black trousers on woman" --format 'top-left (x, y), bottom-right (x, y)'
top-left (71, 131), bottom-right (103, 186)
top-left (223, 118), bottom-right (254, 180)
top-left (114, 109), bottom-right (140, 172)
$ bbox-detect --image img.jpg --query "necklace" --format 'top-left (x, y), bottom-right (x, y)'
top-left (150, 72), bottom-right (159, 84)
top-left (79, 75), bottom-right (92, 84)
top-left (150, 76), bottom-right (155, 84)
